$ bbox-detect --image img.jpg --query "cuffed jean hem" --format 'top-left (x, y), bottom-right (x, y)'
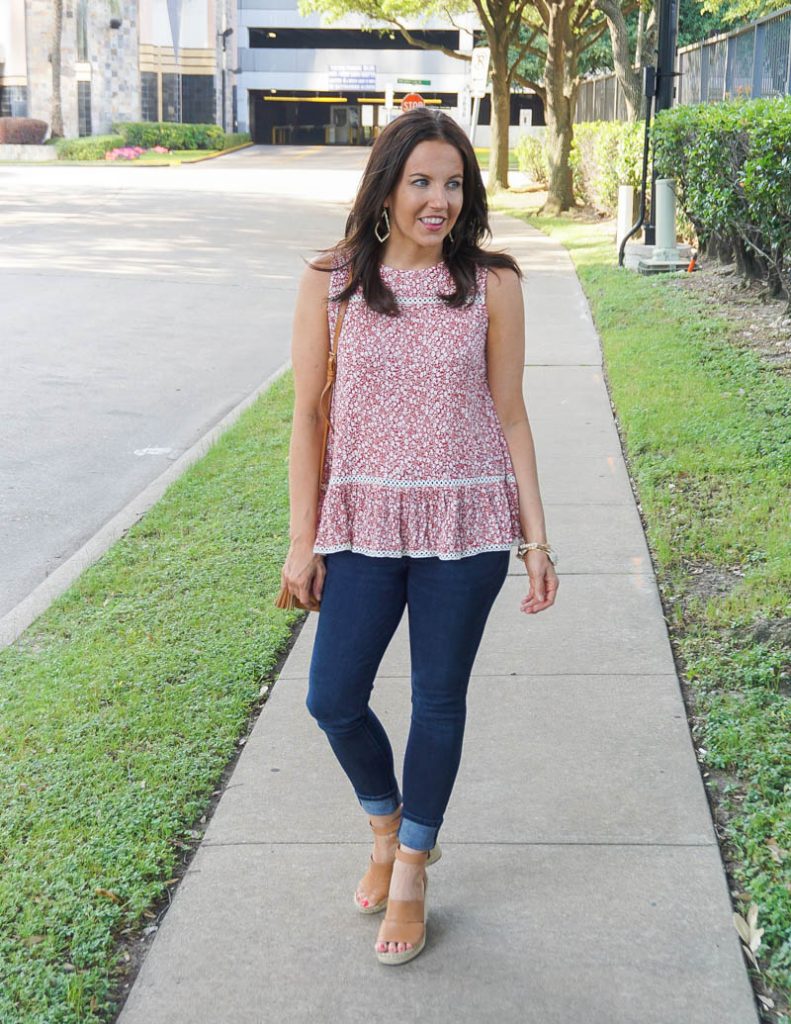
top-left (398, 815), bottom-right (440, 852)
top-left (357, 786), bottom-right (402, 817)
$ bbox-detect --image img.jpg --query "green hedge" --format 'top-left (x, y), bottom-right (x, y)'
top-left (53, 128), bottom-right (250, 162)
top-left (570, 120), bottom-right (645, 216)
top-left (221, 132), bottom-right (251, 149)
top-left (514, 123), bottom-right (644, 217)
top-left (55, 134), bottom-right (125, 160)
top-left (112, 121), bottom-right (226, 150)
top-left (652, 96), bottom-right (791, 298)
top-left (514, 134), bottom-right (548, 184)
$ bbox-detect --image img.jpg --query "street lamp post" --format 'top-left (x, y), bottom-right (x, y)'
top-left (230, 66), bottom-right (242, 134)
top-left (644, 0), bottom-right (679, 244)
top-left (218, 27), bottom-right (234, 133)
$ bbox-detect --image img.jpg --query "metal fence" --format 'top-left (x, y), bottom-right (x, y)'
top-left (574, 3), bottom-right (791, 121)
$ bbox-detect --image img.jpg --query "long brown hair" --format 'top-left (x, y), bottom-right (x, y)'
top-left (322, 107), bottom-right (521, 315)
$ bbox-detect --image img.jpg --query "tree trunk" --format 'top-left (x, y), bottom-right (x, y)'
top-left (541, 8), bottom-right (576, 214)
top-left (640, 5), bottom-right (658, 69)
top-left (636, 4), bottom-right (645, 64)
top-left (734, 234), bottom-right (765, 282)
top-left (486, 13), bottom-right (512, 193)
top-left (51, 0), bottom-right (64, 138)
top-left (708, 232), bottom-right (733, 265)
top-left (594, 0), bottom-right (643, 121)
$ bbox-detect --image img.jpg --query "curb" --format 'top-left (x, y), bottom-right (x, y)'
top-left (0, 143), bottom-right (254, 169)
top-left (0, 360), bottom-right (292, 652)
top-left (180, 142), bottom-right (254, 164)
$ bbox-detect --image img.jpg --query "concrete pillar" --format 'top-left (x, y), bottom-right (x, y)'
top-left (652, 177), bottom-right (681, 261)
top-left (616, 185), bottom-right (640, 252)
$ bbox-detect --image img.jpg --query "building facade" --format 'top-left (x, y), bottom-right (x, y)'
top-left (236, 0), bottom-right (543, 145)
top-left (0, 0), bottom-right (236, 137)
top-left (0, 0), bottom-right (542, 142)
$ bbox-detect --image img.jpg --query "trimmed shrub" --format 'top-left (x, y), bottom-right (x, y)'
top-left (55, 134), bottom-right (125, 160)
top-left (0, 117), bottom-right (48, 144)
top-left (222, 132), bottom-right (251, 149)
top-left (514, 134), bottom-right (548, 184)
top-left (112, 121), bottom-right (225, 150)
top-left (653, 96), bottom-right (791, 298)
top-left (570, 120), bottom-right (644, 216)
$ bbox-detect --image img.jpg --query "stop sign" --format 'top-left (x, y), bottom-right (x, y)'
top-left (400, 93), bottom-right (426, 112)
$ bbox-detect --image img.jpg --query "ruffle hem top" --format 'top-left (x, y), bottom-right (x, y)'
top-left (312, 256), bottom-right (523, 560)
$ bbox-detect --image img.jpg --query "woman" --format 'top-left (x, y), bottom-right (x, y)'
top-left (280, 107), bottom-right (558, 965)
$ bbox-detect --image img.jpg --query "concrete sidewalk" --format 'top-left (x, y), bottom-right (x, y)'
top-left (117, 215), bottom-right (758, 1024)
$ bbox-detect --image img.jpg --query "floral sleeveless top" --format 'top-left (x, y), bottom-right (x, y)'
top-left (312, 256), bottom-right (523, 560)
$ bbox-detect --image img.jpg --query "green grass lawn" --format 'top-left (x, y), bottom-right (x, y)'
top-left (120, 149), bottom-right (224, 165)
top-left (474, 147), bottom-right (520, 172)
top-left (0, 155), bottom-right (223, 168)
top-left (0, 372), bottom-right (301, 1022)
top-left (493, 198), bottom-right (791, 1013)
top-left (54, 150), bottom-right (215, 167)
top-left (128, 144), bottom-right (252, 165)
top-left (0, 145), bottom-right (252, 168)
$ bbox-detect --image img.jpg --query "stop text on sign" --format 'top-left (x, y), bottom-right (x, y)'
top-left (400, 92), bottom-right (425, 112)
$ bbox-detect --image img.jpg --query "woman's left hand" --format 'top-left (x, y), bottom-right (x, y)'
top-left (520, 550), bottom-right (559, 614)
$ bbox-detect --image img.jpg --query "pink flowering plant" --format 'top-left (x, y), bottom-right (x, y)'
top-left (105, 144), bottom-right (171, 161)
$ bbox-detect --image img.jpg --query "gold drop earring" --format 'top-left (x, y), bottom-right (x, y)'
top-left (374, 208), bottom-right (391, 243)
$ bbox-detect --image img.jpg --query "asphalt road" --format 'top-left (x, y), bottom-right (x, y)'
top-left (0, 147), bottom-right (363, 621)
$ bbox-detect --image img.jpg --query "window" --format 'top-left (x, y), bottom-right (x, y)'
top-left (162, 74), bottom-right (181, 122)
top-left (139, 73), bottom-right (216, 126)
top-left (77, 81), bottom-right (92, 136)
top-left (249, 27), bottom-right (459, 50)
top-left (76, 0), bottom-right (88, 61)
top-left (141, 72), bottom-right (158, 121)
top-left (0, 86), bottom-right (28, 118)
top-left (182, 76), bottom-right (214, 124)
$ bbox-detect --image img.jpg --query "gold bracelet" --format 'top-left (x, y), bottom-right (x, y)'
top-left (516, 541), bottom-right (558, 565)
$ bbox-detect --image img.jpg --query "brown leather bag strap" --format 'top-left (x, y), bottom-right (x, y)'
top-left (317, 275), bottom-right (350, 489)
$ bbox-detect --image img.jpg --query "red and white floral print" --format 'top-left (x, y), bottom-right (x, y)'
top-left (313, 257), bottom-right (523, 559)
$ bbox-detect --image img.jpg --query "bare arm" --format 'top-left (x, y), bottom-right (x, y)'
top-left (486, 267), bottom-right (558, 613)
top-left (281, 258), bottom-right (333, 607)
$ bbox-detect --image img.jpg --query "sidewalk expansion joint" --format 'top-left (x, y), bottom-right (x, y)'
top-left (526, 500), bottom-right (644, 506)
top-left (512, 571), bottom-right (657, 576)
top-left (200, 839), bottom-right (717, 849)
top-left (278, 671), bottom-right (685, 679)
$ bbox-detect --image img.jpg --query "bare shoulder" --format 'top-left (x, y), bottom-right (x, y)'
top-left (307, 249), bottom-right (336, 273)
top-left (486, 264), bottom-right (521, 294)
top-left (299, 252), bottom-right (334, 300)
top-left (486, 265), bottom-right (523, 316)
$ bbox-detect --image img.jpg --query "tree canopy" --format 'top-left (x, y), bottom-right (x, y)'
top-left (697, 0), bottom-right (789, 28)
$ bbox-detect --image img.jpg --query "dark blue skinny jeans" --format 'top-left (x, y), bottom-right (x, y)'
top-left (306, 549), bottom-right (509, 851)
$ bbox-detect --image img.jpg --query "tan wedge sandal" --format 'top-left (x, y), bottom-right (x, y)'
top-left (375, 846), bottom-right (429, 965)
top-left (355, 806), bottom-right (402, 914)
top-left (355, 809), bottom-right (442, 915)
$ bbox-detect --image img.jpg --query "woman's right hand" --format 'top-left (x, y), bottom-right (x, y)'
top-left (281, 540), bottom-right (325, 610)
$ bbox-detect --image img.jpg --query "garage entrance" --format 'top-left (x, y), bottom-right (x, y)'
top-left (249, 91), bottom-right (456, 145)
top-left (250, 93), bottom-right (369, 146)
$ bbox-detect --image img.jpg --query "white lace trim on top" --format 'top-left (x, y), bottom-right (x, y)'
top-left (313, 540), bottom-right (519, 560)
top-left (324, 473), bottom-right (516, 488)
top-left (347, 294), bottom-right (485, 307)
